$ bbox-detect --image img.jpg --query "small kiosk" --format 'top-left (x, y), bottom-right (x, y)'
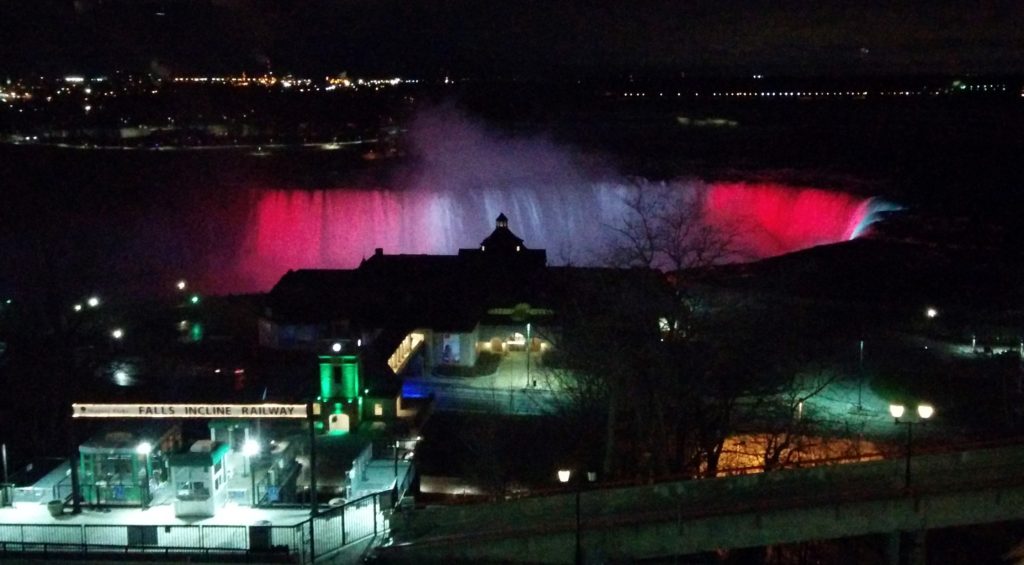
top-left (76, 424), bottom-right (181, 507)
top-left (168, 440), bottom-right (230, 518)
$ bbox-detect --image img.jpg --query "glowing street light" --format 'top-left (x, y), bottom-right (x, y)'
top-left (176, 279), bottom-right (187, 291)
top-left (111, 328), bottom-right (124, 340)
top-left (73, 304), bottom-right (83, 312)
top-left (87, 296), bottom-right (100, 308)
top-left (925, 307), bottom-right (938, 319)
top-left (917, 404), bottom-right (934, 419)
top-left (888, 404), bottom-right (905, 419)
top-left (331, 342), bottom-right (342, 353)
top-left (242, 439), bottom-right (261, 458)
top-left (890, 403), bottom-right (935, 490)
top-left (189, 294), bottom-right (200, 305)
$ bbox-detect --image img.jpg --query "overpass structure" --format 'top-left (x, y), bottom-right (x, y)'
top-left (374, 443), bottom-right (1024, 564)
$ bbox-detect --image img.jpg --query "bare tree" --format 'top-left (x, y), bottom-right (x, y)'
top-left (606, 179), bottom-right (740, 272)
top-left (723, 367), bottom-right (844, 473)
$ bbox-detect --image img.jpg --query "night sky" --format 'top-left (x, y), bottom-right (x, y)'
top-left (2, 1), bottom-right (1024, 77)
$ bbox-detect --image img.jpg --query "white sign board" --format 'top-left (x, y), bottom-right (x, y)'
top-left (72, 403), bottom-right (310, 419)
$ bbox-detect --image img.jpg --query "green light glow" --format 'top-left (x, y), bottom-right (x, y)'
top-left (189, 294), bottom-right (200, 305)
top-left (340, 356), bottom-right (359, 400)
top-left (318, 355), bottom-right (361, 401)
top-left (319, 362), bottom-right (335, 400)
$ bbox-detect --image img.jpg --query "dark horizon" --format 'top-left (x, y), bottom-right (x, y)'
top-left (4, 1), bottom-right (1024, 79)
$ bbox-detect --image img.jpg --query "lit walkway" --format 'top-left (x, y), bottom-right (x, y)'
top-left (403, 351), bottom-right (565, 415)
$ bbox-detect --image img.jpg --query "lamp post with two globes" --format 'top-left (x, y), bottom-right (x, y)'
top-left (558, 469), bottom-right (596, 565)
top-left (889, 403), bottom-right (934, 490)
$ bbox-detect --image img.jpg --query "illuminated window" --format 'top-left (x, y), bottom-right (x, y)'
top-left (374, 403), bottom-right (383, 416)
top-left (658, 317), bottom-right (671, 332)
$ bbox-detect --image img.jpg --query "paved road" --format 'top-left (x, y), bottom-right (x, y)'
top-left (376, 442), bottom-right (1024, 563)
top-left (403, 377), bottom-right (562, 415)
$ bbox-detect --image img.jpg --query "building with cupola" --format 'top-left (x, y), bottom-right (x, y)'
top-left (259, 213), bottom-right (671, 433)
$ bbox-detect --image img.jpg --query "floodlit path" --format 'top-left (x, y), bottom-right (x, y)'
top-left (375, 443), bottom-right (1024, 563)
top-left (404, 352), bottom-right (565, 415)
top-left (403, 377), bottom-right (560, 415)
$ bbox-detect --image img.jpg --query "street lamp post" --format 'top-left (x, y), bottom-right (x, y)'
top-left (135, 441), bottom-right (152, 509)
top-left (243, 439), bottom-right (261, 506)
top-left (890, 403), bottom-right (934, 490)
top-left (526, 322), bottom-right (532, 388)
top-left (858, 339), bottom-right (865, 408)
top-left (394, 439), bottom-right (400, 479)
top-left (558, 469), bottom-right (596, 565)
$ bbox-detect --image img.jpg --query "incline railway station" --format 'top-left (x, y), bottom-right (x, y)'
top-left (0, 215), bottom-right (670, 562)
top-left (0, 376), bottom-right (421, 562)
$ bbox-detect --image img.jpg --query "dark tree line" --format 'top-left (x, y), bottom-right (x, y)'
top-left (543, 180), bottom-right (845, 481)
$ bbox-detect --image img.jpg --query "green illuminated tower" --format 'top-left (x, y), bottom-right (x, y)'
top-left (318, 345), bottom-right (362, 434)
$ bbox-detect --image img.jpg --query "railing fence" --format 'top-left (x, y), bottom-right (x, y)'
top-left (0, 489), bottom-right (394, 563)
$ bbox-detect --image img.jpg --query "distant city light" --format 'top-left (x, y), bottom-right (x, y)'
top-left (190, 294), bottom-right (200, 305)
top-left (176, 279), bottom-right (187, 291)
top-left (135, 441), bottom-right (152, 455)
top-left (87, 296), bottom-right (100, 308)
top-left (331, 342), bottom-right (342, 353)
top-left (925, 307), bottom-right (938, 318)
top-left (73, 304), bottom-right (82, 312)
top-left (111, 328), bottom-right (124, 339)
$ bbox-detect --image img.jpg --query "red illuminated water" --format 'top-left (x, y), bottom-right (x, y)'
top-left (234, 181), bottom-right (876, 291)
top-left (704, 183), bottom-right (873, 257)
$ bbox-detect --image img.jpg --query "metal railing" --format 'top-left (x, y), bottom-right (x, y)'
top-left (54, 481), bottom-right (148, 506)
top-left (0, 489), bottom-right (394, 563)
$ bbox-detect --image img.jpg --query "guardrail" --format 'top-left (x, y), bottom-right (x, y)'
top-left (379, 442), bottom-right (1024, 558)
top-left (0, 540), bottom-right (278, 560)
